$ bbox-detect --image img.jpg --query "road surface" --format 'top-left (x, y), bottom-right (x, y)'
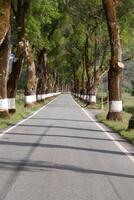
top-left (0, 94), bottom-right (134, 200)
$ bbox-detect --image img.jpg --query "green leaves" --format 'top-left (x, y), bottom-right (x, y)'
top-left (10, 0), bottom-right (134, 90)
top-left (25, 0), bottom-right (61, 51)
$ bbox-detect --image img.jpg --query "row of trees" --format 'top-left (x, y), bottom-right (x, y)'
top-left (0, 0), bottom-right (66, 117)
top-left (66, 0), bottom-right (134, 128)
top-left (0, 0), bottom-right (134, 128)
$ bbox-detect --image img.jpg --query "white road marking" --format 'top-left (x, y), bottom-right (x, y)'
top-left (73, 96), bottom-right (134, 164)
top-left (0, 97), bottom-right (58, 138)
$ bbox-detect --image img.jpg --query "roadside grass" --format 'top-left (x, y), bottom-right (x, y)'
top-left (96, 93), bottom-right (134, 144)
top-left (0, 96), bottom-right (55, 131)
top-left (73, 97), bottom-right (86, 107)
top-left (73, 93), bottom-right (134, 144)
top-left (97, 112), bottom-right (134, 144)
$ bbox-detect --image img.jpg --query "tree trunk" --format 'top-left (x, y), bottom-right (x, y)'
top-left (7, 39), bottom-right (26, 112)
top-left (84, 34), bottom-right (95, 105)
top-left (81, 56), bottom-right (86, 95)
top-left (102, 0), bottom-right (124, 121)
top-left (36, 48), bottom-right (48, 101)
top-left (36, 51), bottom-right (44, 101)
top-left (0, 0), bottom-right (10, 117)
top-left (47, 74), bottom-right (53, 94)
top-left (128, 113), bottom-right (134, 130)
top-left (53, 71), bottom-right (58, 93)
top-left (73, 65), bottom-right (77, 93)
top-left (24, 41), bottom-right (37, 107)
top-left (7, 0), bottom-right (31, 113)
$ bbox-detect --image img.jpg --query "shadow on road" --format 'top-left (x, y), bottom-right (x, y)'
top-left (6, 132), bottom-right (125, 143)
top-left (0, 159), bottom-right (134, 179)
top-left (0, 140), bottom-right (133, 156)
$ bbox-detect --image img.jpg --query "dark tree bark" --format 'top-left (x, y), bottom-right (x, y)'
top-left (102, 0), bottom-right (124, 121)
top-left (81, 56), bottom-right (86, 95)
top-left (84, 34), bottom-right (96, 105)
top-left (36, 51), bottom-right (45, 101)
top-left (72, 64), bottom-right (80, 94)
top-left (53, 70), bottom-right (58, 93)
top-left (7, 0), bottom-right (31, 113)
top-left (0, 0), bottom-right (10, 117)
top-left (47, 74), bottom-right (53, 94)
top-left (128, 113), bottom-right (134, 130)
top-left (24, 41), bottom-right (37, 107)
top-left (36, 48), bottom-right (48, 101)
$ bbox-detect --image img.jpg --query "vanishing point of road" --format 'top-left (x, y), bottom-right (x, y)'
top-left (0, 94), bottom-right (134, 200)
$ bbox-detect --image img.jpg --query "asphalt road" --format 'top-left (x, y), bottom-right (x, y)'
top-left (0, 94), bottom-right (134, 200)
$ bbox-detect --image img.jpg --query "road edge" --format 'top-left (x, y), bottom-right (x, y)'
top-left (72, 95), bottom-right (134, 164)
top-left (0, 96), bottom-right (59, 138)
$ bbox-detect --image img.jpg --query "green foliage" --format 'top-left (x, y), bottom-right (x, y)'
top-left (9, 0), bottom-right (134, 93)
top-left (25, 0), bottom-right (61, 51)
top-left (118, 0), bottom-right (134, 56)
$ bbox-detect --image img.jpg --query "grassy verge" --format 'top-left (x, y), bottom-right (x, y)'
top-left (97, 112), bottom-right (134, 144)
top-left (0, 96), bottom-right (55, 131)
top-left (73, 97), bottom-right (86, 107)
top-left (97, 93), bottom-right (134, 144)
top-left (73, 93), bottom-right (134, 144)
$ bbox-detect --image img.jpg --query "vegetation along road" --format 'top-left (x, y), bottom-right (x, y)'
top-left (0, 0), bottom-right (134, 199)
top-left (0, 94), bottom-right (134, 200)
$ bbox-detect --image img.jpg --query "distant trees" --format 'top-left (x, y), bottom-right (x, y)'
top-left (67, 0), bottom-right (109, 104)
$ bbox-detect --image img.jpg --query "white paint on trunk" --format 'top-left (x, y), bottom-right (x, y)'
top-left (109, 101), bottom-right (122, 112)
top-left (0, 99), bottom-right (8, 110)
top-left (42, 94), bottom-right (46, 99)
top-left (55, 92), bottom-right (61, 95)
top-left (33, 95), bottom-right (36, 103)
top-left (8, 98), bottom-right (16, 109)
top-left (118, 62), bottom-right (124, 69)
top-left (37, 95), bottom-right (42, 101)
top-left (81, 95), bottom-right (84, 100)
top-left (25, 95), bottom-right (35, 104)
top-left (84, 95), bottom-right (87, 100)
top-left (87, 95), bottom-right (96, 103)
top-left (42, 93), bottom-right (59, 100)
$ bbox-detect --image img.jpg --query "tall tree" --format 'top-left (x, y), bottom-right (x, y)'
top-left (0, 0), bottom-right (10, 117)
top-left (7, 0), bottom-right (31, 113)
top-left (102, 0), bottom-right (124, 121)
top-left (24, 40), bottom-right (37, 107)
